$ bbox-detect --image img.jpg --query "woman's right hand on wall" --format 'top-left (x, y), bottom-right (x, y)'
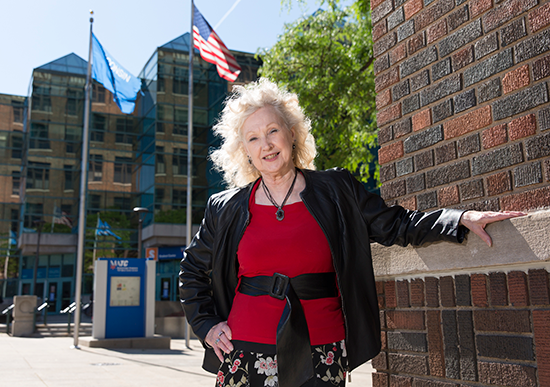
top-left (459, 210), bottom-right (527, 247)
top-left (205, 321), bottom-right (234, 362)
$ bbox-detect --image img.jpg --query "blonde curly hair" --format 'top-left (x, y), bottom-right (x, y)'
top-left (210, 78), bottom-right (317, 188)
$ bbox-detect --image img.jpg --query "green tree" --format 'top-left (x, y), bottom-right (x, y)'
top-left (260, 0), bottom-right (378, 183)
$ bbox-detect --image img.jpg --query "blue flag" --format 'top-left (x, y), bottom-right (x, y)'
top-left (91, 33), bottom-right (141, 114)
top-left (96, 216), bottom-right (121, 240)
top-left (9, 230), bottom-right (17, 246)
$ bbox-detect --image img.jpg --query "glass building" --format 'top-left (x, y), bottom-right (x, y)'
top-left (0, 33), bottom-right (260, 313)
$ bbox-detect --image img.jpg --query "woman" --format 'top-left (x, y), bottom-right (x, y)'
top-left (179, 79), bottom-right (524, 387)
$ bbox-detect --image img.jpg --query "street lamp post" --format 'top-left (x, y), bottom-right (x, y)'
top-left (133, 207), bottom-right (149, 258)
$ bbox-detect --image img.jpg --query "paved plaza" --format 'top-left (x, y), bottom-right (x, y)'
top-left (0, 332), bottom-right (373, 386)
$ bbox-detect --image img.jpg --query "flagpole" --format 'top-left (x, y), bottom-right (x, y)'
top-left (92, 216), bottom-right (99, 262)
top-left (185, 0), bottom-right (195, 350)
top-left (73, 10), bottom-right (94, 349)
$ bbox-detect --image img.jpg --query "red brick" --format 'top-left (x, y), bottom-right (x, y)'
top-left (426, 19), bottom-right (447, 44)
top-left (378, 295), bottom-right (385, 309)
top-left (379, 141), bottom-right (404, 164)
top-left (483, 0), bottom-right (537, 32)
top-left (375, 67), bottom-right (400, 92)
top-left (371, 0), bottom-right (386, 11)
top-left (389, 43), bottom-right (408, 66)
top-left (501, 186), bottom-right (550, 210)
top-left (533, 53), bottom-right (550, 81)
top-left (397, 280), bottom-right (410, 307)
top-left (389, 375), bottom-right (413, 387)
top-left (412, 108), bottom-right (432, 131)
top-left (529, 1), bottom-right (550, 33)
top-left (385, 280), bottom-right (397, 308)
top-left (372, 351), bottom-right (388, 370)
top-left (373, 20), bottom-right (388, 42)
top-left (508, 271), bottom-right (529, 306)
top-left (404, 0), bottom-right (423, 19)
top-left (478, 362), bottom-right (537, 387)
top-left (398, 195), bottom-right (417, 210)
top-left (373, 372), bottom-right (389, 387)
top-left (444, 105), bottom-right (493, 139)
top-left (410, 279), bottom-right (424, 307)
top-left (378, 103), bottom-right (402, 126)
top-left (386, 310), bottom-right (425, 330)
top-left (502, 64), bottom-right (530, 94)
top-left (529, 269), bottom-right (550, 305)
top-left (533, 310), bottom-right (550, 386)
top-left (482, 124), bottom-right (508, 149)
top-left (426, 310), bottom-right (445, 377)
top-left (381, 310), bottom-right (386, 328)
top-left (486, 171), bottom-right (512, 196)
top-left (489, 272), bottom-right (508, 306)
top-left (471, 273), bottom-right (488, 307)
top-left (376, 281), bottom-right (385, 295)
top-left (425, 277), bottom-right (439, 307)
top-left (452, 45), bottom-right (474, 71)
top-left (381, 330), bottom-right (387, 350)
top-left (509, 113), bottom-right (537, 141)
top-left (474, 310), bottom-right (531, 332)
top-left (377, 88), bottom-right (392, 110)
top-left (438, 185), bottom-right (460, 207)
top-left (407, 32), bottom-right (426, 55)
top-left (470, 0), bottom-right (493, 18)
top-left (439, 276), bottom-right (456, 307)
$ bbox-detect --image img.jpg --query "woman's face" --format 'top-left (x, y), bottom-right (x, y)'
top-left (241, 105), bottom-right (295, 178)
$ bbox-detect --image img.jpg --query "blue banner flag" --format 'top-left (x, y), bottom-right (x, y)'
top-left (96, 216), bottom-right (121, 240)
top-left (9, 230), bottom-right (17, 246)
top-left (91, 33), bottom-right (141, 114)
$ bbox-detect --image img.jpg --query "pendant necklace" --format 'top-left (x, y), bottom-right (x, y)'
top-left (261, 169), bottom-right (298, 221)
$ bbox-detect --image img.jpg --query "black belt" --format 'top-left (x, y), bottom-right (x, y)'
top-left (238, 272), bottom-right (338, 387)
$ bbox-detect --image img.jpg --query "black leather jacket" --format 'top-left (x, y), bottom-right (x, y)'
top-left (179, 168), bottom-right (466, 375)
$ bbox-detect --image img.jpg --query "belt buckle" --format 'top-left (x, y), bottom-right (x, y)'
top-left (269, 273), bottom-right (289, 300)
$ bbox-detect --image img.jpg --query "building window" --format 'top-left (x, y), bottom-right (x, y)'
top-left (12, 171), bottom-right (20, 196)
top-left (24, 202), bottom-right (43, 228)
top-left (115, 118), bottom-right (134, 144)
top-left (64, 165), bottom-right (74, 190)
top-left (172, 149), bottom-right (187, 176)
top-left (114, 157), bottom-right (132, 184)
top-left (30, 123), bottom-right (50, 149)
top-left (91, 114), bottom-right (106, 142)
top-left (156, 146), bottom-right (165, 174)
top-left (66, 89), bottom-right (78, 116)
top-left (32, 87), bottom-right (52, 112)
top-left (65, 126), bottom-right (80, 153)
top-left (174, 108), bottom-right (187, 135)
top-left (155, 188), bottom-right (164, 203)
top-left (89, 194), bottom-right (101, 211)
top-left (114, 196), bottom-right (132, 210)
top-left (12, 101), bottom-right (24, 123)
top-left (92, 84), bottom-right (106, 103)
top-left (11, 133), bottom-right (22, 159)
top-left (173, 67), bottom-right (187, 95)
top-left (89, 154), bottom-right (103, 182)
top-left (27, 162), bottom-right (50, 190)
top-left (172, 188), bottom-right (186, 205)
top-left (11, 208), bottom-right (19, 232)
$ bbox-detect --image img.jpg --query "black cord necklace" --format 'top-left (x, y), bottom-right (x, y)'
top-left (261, 169), bottom-right (298, 221)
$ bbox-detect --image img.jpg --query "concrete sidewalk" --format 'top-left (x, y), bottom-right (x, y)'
top-left (0, 333), bottom-right (373, 386)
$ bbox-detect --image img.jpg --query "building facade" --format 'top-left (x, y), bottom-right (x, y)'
top-left (0, 33), bottom-right (260, 313)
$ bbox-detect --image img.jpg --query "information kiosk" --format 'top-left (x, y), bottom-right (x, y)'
top-left (92, 258), bottom-right (155, 339)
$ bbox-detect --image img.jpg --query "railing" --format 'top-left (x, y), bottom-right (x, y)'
top-left (36, 301), bottom-right (49, 327)
top-left (1, 304), bottom-right (14, 335)
top-left (60, 302), bottom-right (77, 335)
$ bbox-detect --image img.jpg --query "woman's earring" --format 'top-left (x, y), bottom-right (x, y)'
top-left (292, 144), bottom-right (296, 150)
top-left (248, 156), bottom-right (252, 165)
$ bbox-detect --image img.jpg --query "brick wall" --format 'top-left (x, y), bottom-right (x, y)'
top-left (372, 268), bottom-right (550, 386)
top-left (374, 0), bottom-right (550, 212)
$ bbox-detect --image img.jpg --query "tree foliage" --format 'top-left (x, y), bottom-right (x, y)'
top-left (261, 0), bottom-right (378, 183)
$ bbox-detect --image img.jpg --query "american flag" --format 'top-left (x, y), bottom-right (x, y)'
top-left (193, 3), bottom-right (241, 82)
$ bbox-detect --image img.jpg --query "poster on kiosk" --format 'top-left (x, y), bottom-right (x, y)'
top-left (93, 258), bottom-right (155, 339)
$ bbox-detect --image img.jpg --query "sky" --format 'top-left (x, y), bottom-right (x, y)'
top-left (0, 0), bottom-right (353, 97)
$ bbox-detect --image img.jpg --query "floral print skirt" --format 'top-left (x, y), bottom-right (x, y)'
top-left (216, 341), bottom-right (347, 387)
